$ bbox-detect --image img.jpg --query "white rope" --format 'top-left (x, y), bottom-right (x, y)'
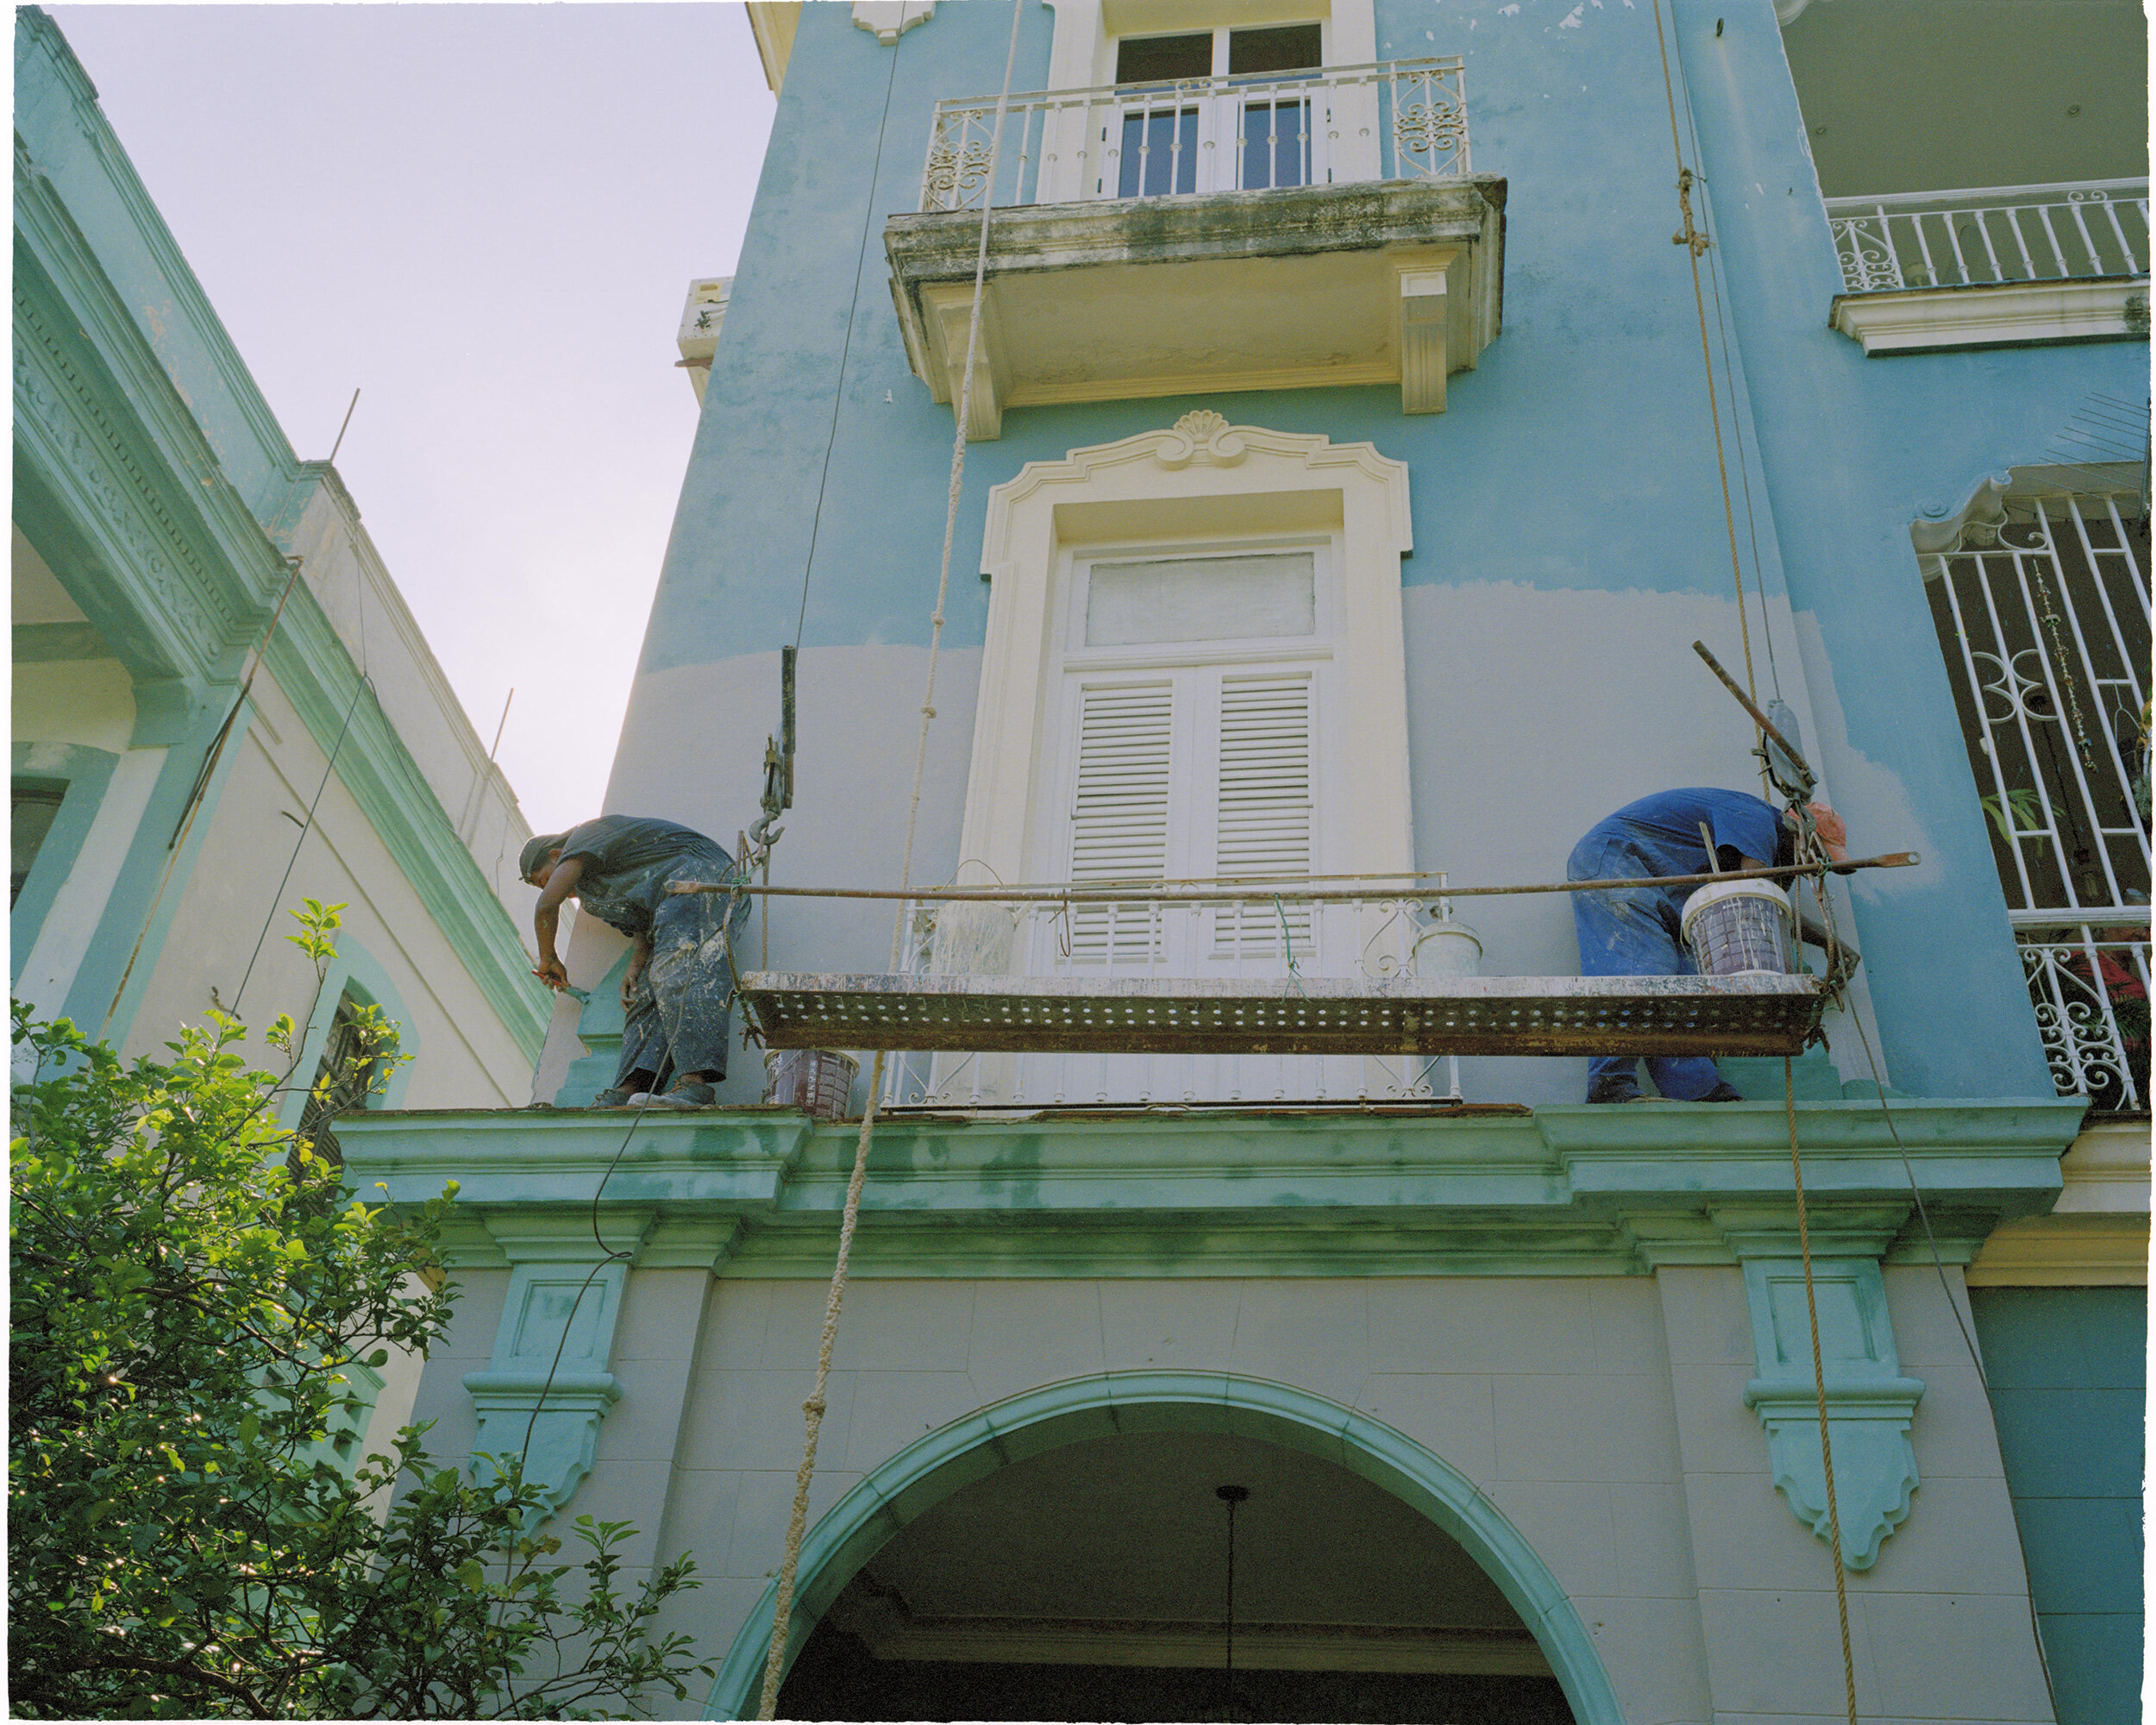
top-left (755, 3), bottom-right (1025, 1712)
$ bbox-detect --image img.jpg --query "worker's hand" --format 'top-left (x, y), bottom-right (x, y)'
top-left (620, 962), bottom-right (646, 1010)
top-left (535, 956), bottom-right (570, 991)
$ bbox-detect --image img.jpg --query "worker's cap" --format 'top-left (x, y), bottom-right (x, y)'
top-left (519, 833), bottom-right (567, 884)
top-left (1792, 802), bottom-right (1849, 864)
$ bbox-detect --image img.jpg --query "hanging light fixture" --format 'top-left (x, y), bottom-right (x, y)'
top-left (1216, 1484), bottom-right (1250, 1723)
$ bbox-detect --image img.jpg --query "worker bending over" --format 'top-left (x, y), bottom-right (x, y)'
top-left (523, 816), bottom-right (749, 1107)
top-left (1569, 787), bottom-right (1850, 1104)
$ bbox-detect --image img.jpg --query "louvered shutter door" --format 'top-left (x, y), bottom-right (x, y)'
top-left (1068, 681), bottom-right (1174, 963)
top-left (1213, 673), bottom-right (1313, 953)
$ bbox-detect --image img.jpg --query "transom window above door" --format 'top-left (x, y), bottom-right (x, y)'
top-left (1110, 23), bottom-right (1326, 197)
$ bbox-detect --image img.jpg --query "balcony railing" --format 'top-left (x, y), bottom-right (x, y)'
top-left (919, 58), bottom-right (1470, 214)
top-left (2015, 913), bottom-right (2151, 1113)
top-left (879, 891), bottom-right (1445, 1107)
top-left (1827, 179), bottom-right (2150, 293)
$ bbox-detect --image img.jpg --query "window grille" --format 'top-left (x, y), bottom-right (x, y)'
top-left (295, 990), bottom-right (394, 1168)
top-left (1921, 482), bottom-right (2152, 1110)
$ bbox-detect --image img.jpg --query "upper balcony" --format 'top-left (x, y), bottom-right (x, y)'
top-left (1827, 179), bottom-right (2151, 354)
top-left (885, 59), bottom-right (1505, 437)
top-left (1782, 0), bottom-right (2149, 354)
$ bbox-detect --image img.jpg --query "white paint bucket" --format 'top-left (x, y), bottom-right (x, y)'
top-left (1411, 918), bottom-right (1483, 977)
top-left (1681, 879), bottom-right (1793, 976)
top-left (763, 1048), bottom-right (859, 1118)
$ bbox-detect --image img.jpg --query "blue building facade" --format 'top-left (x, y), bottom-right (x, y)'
top-left (351, 2), bottom-right (2147, 1718)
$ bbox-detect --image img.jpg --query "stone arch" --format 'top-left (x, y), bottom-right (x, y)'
top-left (703, 1370), bottom-right (1625, 1723)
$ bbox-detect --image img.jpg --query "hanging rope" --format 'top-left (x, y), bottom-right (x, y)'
top-left (1649, 0), bottom-right (1766, 799)
top-left (1784, 1055), bottom-right (1862, 1725)
top-left (755, 3), bottom-right (1026, 1713)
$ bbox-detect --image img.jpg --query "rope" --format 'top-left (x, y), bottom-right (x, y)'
top-left (1784, 1055), bottom-right (1862, 1725)
top-left (670, 851), bottom-right (1917, 907)
top-left (1649, 0), bottom-right (1765, 787)
top-left (756, 3), bottom-right (1025, 1712)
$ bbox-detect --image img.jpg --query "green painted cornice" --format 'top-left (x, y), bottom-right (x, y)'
top-left (16, 10), bottom-right (299, 511)
top-left (13, 149), bottom-right (289, 669)
top-left (341, 1097), bottom-right (2078, 1276)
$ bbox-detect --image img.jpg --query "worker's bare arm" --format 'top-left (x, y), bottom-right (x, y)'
top-left (533, 855), bottom-right (586, 989)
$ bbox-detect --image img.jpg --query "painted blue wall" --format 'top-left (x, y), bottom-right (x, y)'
top-left (1968, 1286), bottom-right (2147, 1725)
top-left (624, 0), bottom-right (2145, 1100)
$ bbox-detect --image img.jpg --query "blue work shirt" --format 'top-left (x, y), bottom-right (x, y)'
top-left (556, 815), bottom-right (735, 940)
top-left (1588, 788), bottom-right (1789, 877)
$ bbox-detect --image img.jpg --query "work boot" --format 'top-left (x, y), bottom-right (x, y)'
top-left (1585, 1076), bottom-right (1645, 1104)
top-left (638, 1079), bottom-right (718, 1108)
top-left (1698, 1082), bottom-right (1745, 1102)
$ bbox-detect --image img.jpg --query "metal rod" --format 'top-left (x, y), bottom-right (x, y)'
top-left (488, 687), bottom-right (515, 761)
top-left (1691, 638), bottom-right (1817, 788)
top-left (667, 852), bottom-right (1920, 906)
top-left (327, 386), bottom-right (361, 465)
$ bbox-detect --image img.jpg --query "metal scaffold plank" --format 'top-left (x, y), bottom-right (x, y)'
top-left (738, 971), bottom-right (1824, 1057)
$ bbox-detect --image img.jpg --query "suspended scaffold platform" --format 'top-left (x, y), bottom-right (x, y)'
top-left (738, 970), bottom-right (1827, 1058)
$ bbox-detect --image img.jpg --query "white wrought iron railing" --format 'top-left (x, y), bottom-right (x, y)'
top-left (878, 888), bottom-right (1477, 1107)
top-left (1827, 179), bottom-right (2150, 293)
top-left (919, 58), bottom-right (1470, 213)
top-left (2014, 913), bottom-right (2151, 1113)
top-left (1922, 485), bottom-right (2153, 1110)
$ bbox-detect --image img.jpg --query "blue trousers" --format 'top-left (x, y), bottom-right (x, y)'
top-left (1568, 825), bottom-right (1724, 1101)
top-left (616, 885), bottom-right (743, 1086)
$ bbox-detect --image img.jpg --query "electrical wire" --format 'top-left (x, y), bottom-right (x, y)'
top-left (1669, 15), bottom-right (1785, 700)
top-left (230, 671), bottom-right (373, 1016)
top-left (790, 13), bottom-right (910, 656)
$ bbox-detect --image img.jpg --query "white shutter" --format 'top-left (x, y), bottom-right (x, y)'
top-left (1213, 673), bottom-right (1313, 953)
top-left (1068, 681), bottom-right (1174, 963)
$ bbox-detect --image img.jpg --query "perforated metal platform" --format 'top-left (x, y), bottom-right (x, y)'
top-left (739, 972), bottom-right (1825, 1057)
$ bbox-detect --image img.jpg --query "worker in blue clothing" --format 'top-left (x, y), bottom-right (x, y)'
top-left (522, 816), bottom-right (749, 1107)
top-left (1569, 787), bottom-right (1850, 1103)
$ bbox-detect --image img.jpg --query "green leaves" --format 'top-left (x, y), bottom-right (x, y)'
top-left (10, 982), bottom-right (711, 1719)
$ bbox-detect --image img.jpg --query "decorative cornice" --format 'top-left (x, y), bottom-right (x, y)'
top-left (341, 1098), bottom-right (2078, 1275)
top-left (12, 283), bottom-right (235, 681)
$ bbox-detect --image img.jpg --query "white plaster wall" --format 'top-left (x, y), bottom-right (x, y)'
top-left (13, 656), bottom-right (135, 756)
top-left (536, 643), bottom-right (981, 1103)
top-left (283, 485), bottom-right (535, 913)
top-left (511, 1265), bottom-right (2059, 1722)
top-left (1401, 581), bottom-right (1885, 1101)
top-left (599, 1274), bottom-right (1710, 1722)
top-left (1657, 1264), bottom-right (2053, 1725)
top-left (124, 666), bottom-right (536, 1110)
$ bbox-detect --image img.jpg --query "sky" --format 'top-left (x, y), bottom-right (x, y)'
top-left (45, 2), bottom-right (780, 838)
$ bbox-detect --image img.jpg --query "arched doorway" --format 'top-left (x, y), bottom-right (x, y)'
top-left (704, 1373), bottom-right (1623, 1722)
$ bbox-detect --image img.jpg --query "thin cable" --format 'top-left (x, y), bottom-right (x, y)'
top-left (757, 8), bottom-right (1025, 1714)
top-left (1784, 1056), bottom-right (1862, 1725)
top-left (790, 19), bottom-right (908, 654)
top-left (99, 556), bottom-right (311, 1037)
top-left (231, 672), bottom-right (373, 1016)
top-left (1649, 0), bottom-right (1763, 731)
top-left (1668, 16), bottom-right (1784, 699)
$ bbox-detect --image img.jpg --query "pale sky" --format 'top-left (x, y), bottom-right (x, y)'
top-left (46, 2), bottom-right (779, 838)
